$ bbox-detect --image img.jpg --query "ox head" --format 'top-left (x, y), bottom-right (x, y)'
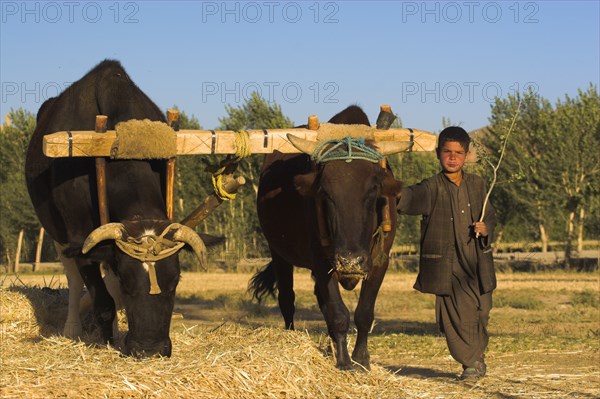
top-left (82, 221), bottom-right (205, 357)
top-left (288, 134), bottom-right (405, 290)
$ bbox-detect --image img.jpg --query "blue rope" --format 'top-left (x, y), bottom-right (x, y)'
top-left (311, 136), bottom-right (384, 164)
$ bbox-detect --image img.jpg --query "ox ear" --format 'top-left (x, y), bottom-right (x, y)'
top-left (293, 172), bottom-right (318, 197)
top-left (381, 175), bottom-right (403, 197)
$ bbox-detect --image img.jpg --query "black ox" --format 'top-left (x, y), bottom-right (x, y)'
top-left (250, 106), bottom-right (406, 370)
top-left (25, 60), bottom-right (205, 357)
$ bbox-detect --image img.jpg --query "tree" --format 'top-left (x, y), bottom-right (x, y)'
top-left (441, 116), bottom-right (463, 130)
top-left (483, 90), bottom-right (557, 251)
top-left (550, 85), bottom-right (600, 263)
top-left (0, 109), bottom-right (41, 267)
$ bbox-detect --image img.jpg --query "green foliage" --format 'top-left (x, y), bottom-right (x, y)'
top-left (441, 116), bottom-right (463, 130)
top-left (0, 109), bottom-right (41, 266)
top-left (482, 90), bottom-right (557, 242)
top-left (551, 85), bottom-right (600, 260)
top-left (482, 85), bottom-right (600, 254)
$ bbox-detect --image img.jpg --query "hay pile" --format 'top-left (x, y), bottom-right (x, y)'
top-left (1, 286), bottom-right (410, 398)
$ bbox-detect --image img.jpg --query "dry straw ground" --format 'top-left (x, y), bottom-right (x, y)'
top-left (1, 270), bottom-right (599, 399)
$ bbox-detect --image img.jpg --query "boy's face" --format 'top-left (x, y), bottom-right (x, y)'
top-left (437, 141), bottom-right (467, 173)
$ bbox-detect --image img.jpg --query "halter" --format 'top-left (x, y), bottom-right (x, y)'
top-left (311, 136), bottom-right (384, 164)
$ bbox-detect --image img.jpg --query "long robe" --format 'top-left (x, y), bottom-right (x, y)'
top-left (397, 171), bottom-right (496, 367)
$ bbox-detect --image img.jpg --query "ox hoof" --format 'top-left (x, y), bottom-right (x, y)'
top-left (352, 359), bottom-right (371, 371)
top-left (336, 363), bottom-right (355, 371)
top-left (63, 321), bottom-right (82, 339)
top-left (352, 352), bottom-right (371, 371)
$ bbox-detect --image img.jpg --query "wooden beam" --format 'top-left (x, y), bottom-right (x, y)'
top-left (43, 125), bottom-right (436, 158)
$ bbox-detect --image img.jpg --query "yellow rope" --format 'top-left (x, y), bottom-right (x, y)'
top-left (212, 173), bottom-right (237, 200)
top-left (211, 130), bottom-right (251, 201)
top-left (234, 130), bottom-right (251, 159)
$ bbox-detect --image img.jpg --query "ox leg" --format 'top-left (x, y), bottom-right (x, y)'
top-left (272, 252), bottom-right (295, 330)
top-left (79, 263), bottom-right (116, 345)
top-left (314, 270), bottom-right (352, 370)
top-left (101, 262), bottom-right (122, 338)
top-left (352, 260), bottom-right (389, 370)
top-left (55, 242), bottom-right (83, 339)
top-left (79, 263), bottom-right (122, 338)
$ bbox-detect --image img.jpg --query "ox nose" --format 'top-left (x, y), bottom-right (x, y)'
top-left (335, 252), bottom-right (369, 275)
top-left (124, 334), bottom-right (172, 358)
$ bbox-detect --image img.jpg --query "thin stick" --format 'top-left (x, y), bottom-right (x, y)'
top-left (479, 100), bottom-right (523, 225)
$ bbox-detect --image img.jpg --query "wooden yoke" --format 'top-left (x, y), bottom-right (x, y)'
top-left (376, 105), bottom-right (395, 233)
top-left (95, 115), bottom-right (109, 226)
top-left (166, 109), bottom-right (178, 220)
top-left (310, 115), bottom-right (331, 247)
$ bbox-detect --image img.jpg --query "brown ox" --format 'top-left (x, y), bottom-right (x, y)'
top-left (250, 105), bottom-right (405, 370)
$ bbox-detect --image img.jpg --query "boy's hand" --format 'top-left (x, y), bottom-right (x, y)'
top-left (473, 222), bottom-right (488, 237)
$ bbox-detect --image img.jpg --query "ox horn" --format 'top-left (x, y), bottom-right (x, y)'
top-left (375, 141), bottom-right (414, 156)
top-left (82, 223), bottom-right (125, 254)
top-left (171, 224), bottom-right (208, 268)
top-left (287, 134), bottom-right (318, 155)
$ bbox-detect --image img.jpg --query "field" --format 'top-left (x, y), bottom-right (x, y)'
top-left (1, 269), bottom-right (599, 398)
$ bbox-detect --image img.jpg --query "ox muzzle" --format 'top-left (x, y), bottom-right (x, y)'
top-left (333, 252), bottom-right (370, 290)
top-left (124, 334), bottom-right (172, 358)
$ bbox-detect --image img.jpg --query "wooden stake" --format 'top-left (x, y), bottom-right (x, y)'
top-left (181, 176), bottom-right (246, 228)
top-left (166, 109), bottom-right (179, 130)
top-left (379, 158), bottom-right (392, 232)
top-left (95, 115), bottom-right (109, 225)
top-left (34, 227), bottom-right (44, 272)
top-left (166, 109), bottom-right (179, 220)
top-left (308, 115), bottom-right (319, 130)
top-left (376, 104), bottom-right (396, 130)
top-left (15, 229), bottom-right (23, 273)
top-left (95, 115), bottom-right (108, 133)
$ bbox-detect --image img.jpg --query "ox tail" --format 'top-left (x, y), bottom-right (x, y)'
top-left (248, 262), bottom-right (277, 304)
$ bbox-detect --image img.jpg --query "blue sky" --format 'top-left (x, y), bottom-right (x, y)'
top-left (1, 1), bottom-right (598, 132)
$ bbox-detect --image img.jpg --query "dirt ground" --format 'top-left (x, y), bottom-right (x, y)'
top-left (3, 270), bottom-right (599, 398)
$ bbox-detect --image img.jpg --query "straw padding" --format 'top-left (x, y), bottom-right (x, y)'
top-left (111, 119), bottom-right (177, 159)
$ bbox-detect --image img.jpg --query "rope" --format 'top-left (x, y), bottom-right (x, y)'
top-left (312, 136), bottom-right (384, 164)
top-left (146, 262), bottom-right (161, 295)
top-left (212, 173), bottom-right (237, 200)
top-left (114, 223), bottom-right (188, 295)
top-left (234, 130), bottom-right (252, 159)
top-left (370, 224), bottom-right (389, 267)
top-left (115, 224), bottom-right (184, 263)
top-left (210, 130), bottom-right (251, 201)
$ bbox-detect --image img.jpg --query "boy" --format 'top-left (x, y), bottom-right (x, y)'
top-left (396, 126), bottom-right (496, 380)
